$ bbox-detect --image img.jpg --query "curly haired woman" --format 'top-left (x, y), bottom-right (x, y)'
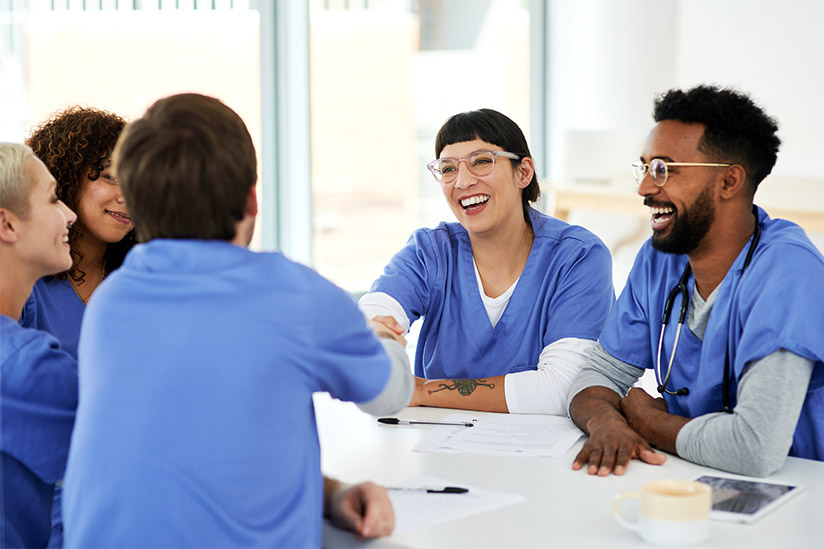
top-left (20, 106), bottom-right (135, 358)
top-left (18, 106), bottom-right (134, 548)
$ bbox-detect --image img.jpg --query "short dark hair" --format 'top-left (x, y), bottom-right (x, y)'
top-left (434, 108), bottom-right (540, 223)
top-left (653, 85), bottom-right (781, 190)
top-left (114, 93), bottom-right (257, 242)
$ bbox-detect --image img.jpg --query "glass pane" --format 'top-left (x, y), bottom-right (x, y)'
top-left (309, 0), bottom-right (531, 292)
top-left (0, 1), bottom-right (264, 247)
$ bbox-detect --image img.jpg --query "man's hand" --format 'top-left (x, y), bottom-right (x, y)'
top-left (328, 481), bottom-right (395, 539)
top-left (572, 414), bottom-right (667, 475)
top-left (569, 387), bottom-right (666, 476)
top-left (368, 315), bottom-right (407, 346)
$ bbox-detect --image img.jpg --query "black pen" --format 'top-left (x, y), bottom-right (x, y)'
top-left (388, 486), bottom-right (469, 494)
top-left (377, 417), bottom-right (474, 427)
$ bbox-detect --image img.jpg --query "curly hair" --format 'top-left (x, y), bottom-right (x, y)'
top-left (653, 85), bottom-right (781, 190)
top-left (25, 106), bottom-right (135, 282)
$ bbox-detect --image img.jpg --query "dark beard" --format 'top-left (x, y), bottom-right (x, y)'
top-left (651, 183), bottom-right (715, 254)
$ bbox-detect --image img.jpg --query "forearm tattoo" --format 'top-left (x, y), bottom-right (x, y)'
top-left (429, 379), bottom-right (495, 397)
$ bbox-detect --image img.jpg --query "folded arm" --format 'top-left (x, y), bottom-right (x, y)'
top-left (614, 349), bottom-right (813, 477)
top-left (568, 343), bottom-right (667, 475)
top-left (674, 349), bottom-right (813, 476)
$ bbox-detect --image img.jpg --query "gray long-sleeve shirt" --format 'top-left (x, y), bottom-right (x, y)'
top-left (357, 338), bottom-right (414, 416)
top-left (568, 285), bottom-right (814, 477)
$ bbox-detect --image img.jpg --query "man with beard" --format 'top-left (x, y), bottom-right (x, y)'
top-left (567, 85), bottom-right (824, 477)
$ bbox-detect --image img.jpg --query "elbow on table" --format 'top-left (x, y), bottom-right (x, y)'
top-left (684, 420), bottom-right (791, 478)
top-left (730, 456), bottom-right (786, 478)
top-left (717, 440), bottom-right (789, 478)
top-left (741, 444), bottom-right (790, 477)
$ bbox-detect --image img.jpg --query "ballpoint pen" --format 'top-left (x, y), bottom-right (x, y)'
top-left (388, 486), bottom-right (469, 494)
top-left (377, 417), bottom-right (474, 427)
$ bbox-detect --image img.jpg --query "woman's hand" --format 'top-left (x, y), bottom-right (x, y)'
top-left (368, 315), bottom-right (407, 346)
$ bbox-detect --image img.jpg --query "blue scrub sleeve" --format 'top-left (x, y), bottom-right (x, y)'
top-left (309, 277), bottom-right (392, 404)
top-left (368, 230), bottom-right (436, 327)
top-left (1, 334), bottom-right (77, 484)
top-left (733, 242), bottom-right (824, 383)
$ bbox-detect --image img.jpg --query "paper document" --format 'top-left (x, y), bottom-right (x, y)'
top-left (322, 475), bottom-right (525, 546)
top-left (413, 412), bottom-right (584, 458)
top-left (389, 475), bottom-right (526, 535)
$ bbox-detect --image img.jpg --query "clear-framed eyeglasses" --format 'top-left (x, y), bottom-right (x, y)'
top-left (632, 158), bottom-right (732, 187)
top-left (427, 150), bottom-right (520, 184)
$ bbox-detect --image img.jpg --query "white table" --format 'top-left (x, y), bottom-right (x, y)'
top-left (315, 394), bottom-right (822, 548)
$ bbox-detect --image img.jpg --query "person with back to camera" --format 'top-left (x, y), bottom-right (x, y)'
top-left (359, 109), bottom-right (615, 414)
top-left (21, 106), bottom-right (135, 359)
top-left (0, 142), bottom-right (78, 547)
top-left (568, 85), bottom-right (824, 478)
top-left (62, 93), bottom-right (413, 547)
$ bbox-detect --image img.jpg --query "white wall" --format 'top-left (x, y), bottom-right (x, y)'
top-left (544, 0), bottom-right (824, 290)
top-left (547, 0), bottom-right (677, 181)
top-left (674, 0), bottom-right (824, 179)
top-left (547, 0), bottom-right (824, 181)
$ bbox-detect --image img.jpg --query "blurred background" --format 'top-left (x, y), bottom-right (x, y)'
top-left (2, 0), bottom-right (822, 299)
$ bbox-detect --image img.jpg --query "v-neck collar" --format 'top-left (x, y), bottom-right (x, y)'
top-left (460, 228), bottom-right (537, 369)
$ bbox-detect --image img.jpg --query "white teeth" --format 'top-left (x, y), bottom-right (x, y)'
top-left (460, 195), bottom-right (490, 208)
top-left (649, 206), bottom-right (674, 215)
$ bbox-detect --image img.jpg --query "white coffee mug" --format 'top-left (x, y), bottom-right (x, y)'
top-left (612, 479), bottom-right (712, 547)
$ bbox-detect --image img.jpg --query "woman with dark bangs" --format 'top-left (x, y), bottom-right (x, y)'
top-left (21, 106), bottom-right (135, 359)
top-left (359, 108), bottom-right (615, 415)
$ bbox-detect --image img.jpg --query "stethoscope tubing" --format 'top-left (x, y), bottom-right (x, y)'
top-left (656, 319), bottom-right (684, 395)
top-left (654, 208), bottom-right (762, 403)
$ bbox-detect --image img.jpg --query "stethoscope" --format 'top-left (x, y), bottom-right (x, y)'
top-left (655, 209), bottom-right (761, 413)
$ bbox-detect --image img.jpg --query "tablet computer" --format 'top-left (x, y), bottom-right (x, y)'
top-left (694, 474), bottom-right (806, 524)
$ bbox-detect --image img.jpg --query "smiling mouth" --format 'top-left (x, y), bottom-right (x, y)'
top-left (649, 205), bottom-right (675, 230)
top-left (460, 195), bottom-right (490, 210)
top-left (106, 210), bottom-right (131, 223)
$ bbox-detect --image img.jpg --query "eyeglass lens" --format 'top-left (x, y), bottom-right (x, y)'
top-left (633, 159), bottom-right (669, 186)
top-left (433, 151), bottom-right (497, 183)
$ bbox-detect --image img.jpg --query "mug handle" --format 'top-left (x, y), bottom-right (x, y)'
top-left (612, 491), bottom-right (641, 531)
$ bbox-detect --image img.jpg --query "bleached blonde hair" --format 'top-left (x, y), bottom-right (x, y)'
top-left (0, 142), bottom-right (36, 218)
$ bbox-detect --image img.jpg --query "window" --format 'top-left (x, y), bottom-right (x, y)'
top-left (308, 0), bottom-right (532, 292)
top-left (0, 0), bottom-right (266, 246)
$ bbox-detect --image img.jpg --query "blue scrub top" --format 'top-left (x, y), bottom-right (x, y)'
top-left (18, 278), bottom-right (82, 547)
top-left (1, 316), bottom-right (77, 548)
top-left (20, 278), bottom-right (85, 360)
top-left (370, 208), bottom-right (615, 379)
top-left (63, 240), bottom-right (392, 548)
top-left (600, 206), bottom-right (824, 461)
